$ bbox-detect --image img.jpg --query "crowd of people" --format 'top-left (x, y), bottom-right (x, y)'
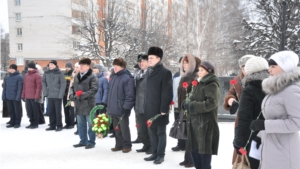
top-left (2, 47), bottom-right (300, 169)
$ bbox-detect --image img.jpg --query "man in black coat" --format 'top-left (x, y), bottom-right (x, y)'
top-left (144, 47), bottom-right (173, 164)
top-left (107, 58), bottom-right (135, 153)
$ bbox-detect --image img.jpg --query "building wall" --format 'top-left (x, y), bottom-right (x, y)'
top-left (7, 0), bottom-right (73, 69)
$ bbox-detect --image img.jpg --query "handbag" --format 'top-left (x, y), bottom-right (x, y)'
top-left (232, 155), bottom-right (251, 169)
top-left (169, 110), bottom-right (187, 140)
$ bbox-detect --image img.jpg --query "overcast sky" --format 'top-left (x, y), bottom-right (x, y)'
top-left (0, 0), bottom-right (9, 33)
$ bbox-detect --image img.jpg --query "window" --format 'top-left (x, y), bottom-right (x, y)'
top-left (16, 58), bottom-right (24, 65)
top-left (72, 26), bottom-right (80, 34)
top-left (72, 0), bottom-right (87, 6)
top-left (15, 0), bottom-right (21, 6)
top-left (17, 28), bottom-right (22, 36)
top-left (73, 41), bottom-right (80, 49)
top-left (17, 43), bottom-right (23, 51)
top-left (15, 13), bottom-right (21, 21)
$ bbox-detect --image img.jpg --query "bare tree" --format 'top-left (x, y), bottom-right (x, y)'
top-left (1, 26), bottom-right (9, 71)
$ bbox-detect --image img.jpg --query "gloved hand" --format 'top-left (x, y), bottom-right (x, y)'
top-left (182, 102), bottom-right (189, 110)
top-left (22, 99), bottom-right (26, 102)
top-left (250, 120), bottom-right (265, 131)
top-left (229, 101), bottom-right (239, 115)
top-left (233, 145), bottom-right (242, 155)
top-left (253, 137), bottom-right (261, 149)
top-left (34, 99), bottom-right (39, 103)
top-left (100, 102), bottom-right (107, 108)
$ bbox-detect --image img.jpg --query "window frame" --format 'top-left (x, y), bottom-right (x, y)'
top-left (15, 13), bottom-right (21, 21)
top-left (17, 28), bottom-right (22, 36)
top-left (17, 43), bottom-right (23, 51)
top-left (16, 58), bottom-right (24, 65)
top-left (15, 0), bottom-right (21, 6)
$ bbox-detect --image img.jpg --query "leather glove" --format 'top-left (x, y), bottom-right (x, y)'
top-left (230, 101), bottom-right (239, 115)
top-left (22, 99), bottom-right (26, 102)
top-left (250, 120), bottom-right (265, 131)
top-left (34, 99), bottom-right (39, 103)
top-left (253, 137), bottom-right (261, 149)
top-left (182, 102), bottom-right (189, 110)
top-left (233, 145), bottom-right (242, 155)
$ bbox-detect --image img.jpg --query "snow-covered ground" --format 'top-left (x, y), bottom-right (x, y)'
top-left (0, 82), bottom-right (235, 169)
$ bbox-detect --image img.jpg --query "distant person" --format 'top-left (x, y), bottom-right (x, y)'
top-left (92, 64), bottom-right (108, 114)
top-left (2, 64), bottom-right (23, 128)
top-left (63, 62), bottom-right (74, 129)
top-left (42, 60), bottom-right (66, 132)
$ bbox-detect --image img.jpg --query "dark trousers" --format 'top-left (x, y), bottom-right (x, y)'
top-left (63, 96), bottom-right (75, 126)
top-left (25, 99), bottom-right (39, 126)
top-left (191, 150), bottom-right (212, 169)
top-left (136, 113), bottom-right (151, 149)
top-left (6, 100), bottom-right (22, 125)
top-left (113, 115), bottom-right (131, 149)
top-left (149, 125), bottom-right (167, 157)
top-left (248, 156), bottom-right (260, 169)
top-left (96, 103), bottom-right (106, 115)
top-left (48, 98), bottom-right (63, 128)
top-left (45, 97), bottom-right (50, 115)
top-left (2, 100), bottom-right (9, 117)
top-left (38, 105), bottom-right (45, 124)
top-left (174, 110), bottom-right (186, 149)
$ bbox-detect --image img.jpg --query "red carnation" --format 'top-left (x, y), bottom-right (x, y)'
top-left (146, 120), bottom-right (152, 128)
top-left (182, 82), bottom-right (188, 88)
top-left (170, 101), bottom-right (174, 105)
top-left (239, 148), bottom-right (247, 155)
top-left (76, 90), bottom-right (83, 97)
top-left (192, 80), bottom-right (198, 86)
top-left (230, 79), bottom-right (237, 85)
top-left (115, 126), bottom-right (119, 131)
top-left (136, 124), bottom-right (140, 128)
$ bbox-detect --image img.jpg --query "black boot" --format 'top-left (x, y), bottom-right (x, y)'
top-left (154, 157), bottom-right (164, 164)
top-left (144, 155), bottom-right (157, 161)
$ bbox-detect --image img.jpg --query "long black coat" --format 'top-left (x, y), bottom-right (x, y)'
top-left (144, 63), bottom-right (173, 126)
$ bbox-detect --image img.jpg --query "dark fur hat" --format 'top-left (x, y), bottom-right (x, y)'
top-left (79, 58), bottom-right (91, 65)
top-left (147, 47), bottom-right (163, 59)
top-left (113, 58), bottom-right (127, 68)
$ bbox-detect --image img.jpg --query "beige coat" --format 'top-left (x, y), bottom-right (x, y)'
top-left (258, 67), bottom-right (300, 169)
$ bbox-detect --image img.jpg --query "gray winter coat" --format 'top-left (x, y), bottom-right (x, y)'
top-left (42, 67), bottom-right (66, 99)
top-left (134, 69), bottom-right (147, 114)
top-left (258, 67), bottom-right (300, 169)
top-left (69, 69), bottom-right (98, 115)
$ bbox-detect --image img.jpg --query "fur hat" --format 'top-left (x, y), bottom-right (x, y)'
top-left (269, 51), bottom-right (299, 72)
top-left (9, 64), bottom-right (17, 70)
top-left (79, 58), bottom-right (91, 65)
top-left (147, 47), bottom-right (163, 59)
top-left (180, 54), bottom-right (201, 77)
top-left (113, 58), bottom-right (127, 68)
top-left (139, 54), bottom-right (148, 61)
top-left (49, 60), bottom-right (57, 67)
top-left (238, 55), bottom-right (255, 68)
top-left (244, 57), bottom-right (269, 75)
top-left (28, 62), bottom-right (36, 69)
top-left (200, 61), bottom-right (215, 73)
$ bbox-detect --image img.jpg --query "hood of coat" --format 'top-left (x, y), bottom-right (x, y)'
top-left (262, 67), bottom-right (300, 95)
top-left (242, 70), bottom-right (269, 88)
top-left (45, 67), bottom-right (60, 74)
top-left (97, 72), bottom-right (104, 78)
top-left (200, 73), bottom-right (219, 86)
top-left (180, 54), bottom-right (200, 77)
top-left (9, 71), bottom-right (20, 76)
top-left (28, 69), bottom-right (38, 75)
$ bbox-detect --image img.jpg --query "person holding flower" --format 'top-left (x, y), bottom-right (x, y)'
top-left (250, 51), bottom-right (300, 169)
top-left (233, 56), bottom-right (269, 169)
top-left (183, 61), bottom-right (220, 169)
top-left (175, 54), bottom-right (201, 168)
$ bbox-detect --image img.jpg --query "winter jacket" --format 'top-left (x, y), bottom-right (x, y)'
top-left (134, 69), bottom-right (147, 114)
top-left (107, 69), bottom-right (135, 117)
top-left (172, 72), bottom-right (180, 108)
top-left (223, 74), bottom-right (243, 111)
top-left (144, 62), bottom-right (173, 126)
top-left (42, 67), bottom-right (66, 99)
top-left (21, 69), bottom-right (42, 99)
top-left (2, 71), bottom-right (23, 101)
top-left (64, 68), bottom-right (73, 97)
top-left (95, 72), bottom-right (109, 104)
top-left (186, 73), bottom-right (220, 155)
top-left (69, 69), bottom-right (98, 115)
top-left (257, 67), bottom-right (300, 169)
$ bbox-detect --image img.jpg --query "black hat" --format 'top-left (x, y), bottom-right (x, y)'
top-left (137, 54), bottom-right (143, 62)
top-left (49, 60), bottom-right (57, 67)
top-left (139, 54), bottom-right (148, 61)
top-left (65, 62), bottom-right (73, 68)
top-left (268, 59), bottom-right (278, 66)
top-left (147, 47), bottom-right (163, 59)
top-left (9, 64), bottom-right (17, 70)
top-left (113, 58), bottom-right (127, 68)
top-left (79, 58), bottom-right (91, 65)
top-left (199, 61), bottom-right (215, 73)
top-left (28, 62), bottom-right (36, 69)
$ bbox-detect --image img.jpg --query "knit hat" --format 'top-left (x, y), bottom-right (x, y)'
top-left (238, 55), bottom-right (255, 68)
top-left (137, 54), bottom-right (143, 62)
top-left (113, 58), bottom-right (127, 68)
top-left (147, 47), bottom-right (163, 59)
top-left (199, 61), bottom-right (215, 73)
top-left (27, 62), bottom-right (36, 69)
top-left (49, 60), bottom-right (57, 67)
top-left (244, 57), bottom-right (269, 75)
top-left (93, 64), bottom-right (103, 72)
top-left (79, 58), bottom-right (91, 65)
top-left (139, 54), bottom-right (148, 61)
top-left (269, 51), bottom-right (299, 72)
top-left (65, 62), bottom-right (72, 68)
top-left (9, 64), bottom-right (17, 70)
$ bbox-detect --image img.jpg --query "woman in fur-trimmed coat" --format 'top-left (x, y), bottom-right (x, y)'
top-left (233, 57), bottom-right (269, 169)
top-left (250, 51), bottom-right (300, 169)
top-left (176, 54), bottom-right (201, 167)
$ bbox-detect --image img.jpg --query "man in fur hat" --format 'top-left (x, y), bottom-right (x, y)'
top-left (144, 47), bottom-right (173, 164)
top-left (107, 58), bottom-right (135, 153)
top-left (42, 60), bottom-right (66, 132)
top-left (70, 58), bottom-right (98, 149)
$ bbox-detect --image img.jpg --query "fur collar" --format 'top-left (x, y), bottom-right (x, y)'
top-left (262, 67), bottom-right (300, 94)
top-left (242, 70), bottom-right (269, 87)
top-left (76, 68), bottom-right (93, 83)
top-left (180, 54), bottom-right (198, 77)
